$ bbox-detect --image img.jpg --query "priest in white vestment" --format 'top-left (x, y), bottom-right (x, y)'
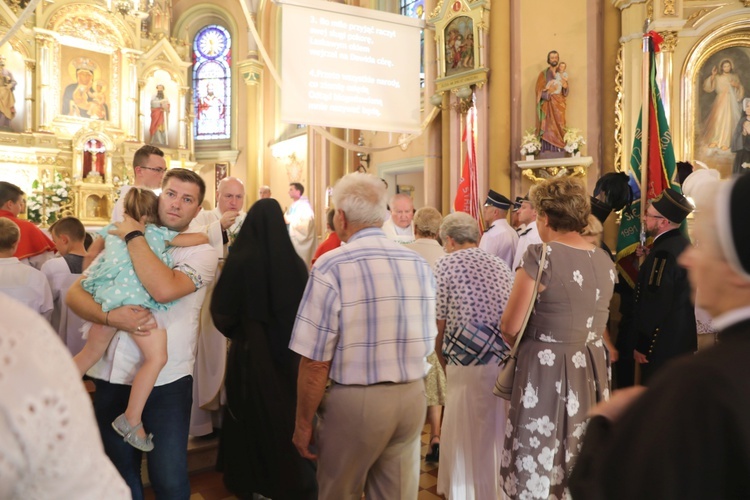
top-left (285, 182), bottom-right (316, 267)
top-left (382, 193), bottom-right (416, 244)
top-left (188, 177), bottom-right (246, 436)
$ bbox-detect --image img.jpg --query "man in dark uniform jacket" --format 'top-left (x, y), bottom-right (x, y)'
top-left (570, 173), bottom-right (750, 500)
top-left (633, 188), bottom-right (696, 385)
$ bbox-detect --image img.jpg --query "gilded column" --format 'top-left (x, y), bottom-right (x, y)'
top-left (124, 51), bottom-right (139, 141)
top-left (656, 30), bottom-right (677, 124)
top-left (423, 0), bottom-right (442, 211)
top-left (35, 32), bottom-right (55, 132)
top-left (239, 57), bottom-right (264, 204)
top-left (24, 61), bottom-right (34, 133)
top-left (328, 128), bottom-right (345, 182)
top-left (487, 0), bottom-right (510, 196)
top-left (178, 87), bottom-right (188, 149)
top-left (137, 80), bottom-right (146, 143)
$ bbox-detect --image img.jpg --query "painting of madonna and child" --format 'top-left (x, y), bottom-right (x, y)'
top-left (60, 47), bottom-right (111, 122)
top-left (694, 45), bottom-right (750, 178)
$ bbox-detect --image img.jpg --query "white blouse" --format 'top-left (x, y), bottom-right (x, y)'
top-left (0, 294), bottom-right (130, 500)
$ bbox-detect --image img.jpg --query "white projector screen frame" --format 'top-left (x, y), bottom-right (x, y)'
top-left (279, 0), bottom-right (424, 133)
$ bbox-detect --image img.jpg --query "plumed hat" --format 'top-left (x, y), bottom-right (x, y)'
top-left (590, 196), bottom-right (613, 223)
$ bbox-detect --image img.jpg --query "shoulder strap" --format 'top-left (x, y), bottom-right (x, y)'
top-left (508, 243), bottom-right (547, 356)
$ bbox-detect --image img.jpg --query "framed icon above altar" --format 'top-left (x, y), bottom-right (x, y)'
top-left (60, 46), bottom-right (112, 121)
top-left (428, 0), bottom-right (489, 94)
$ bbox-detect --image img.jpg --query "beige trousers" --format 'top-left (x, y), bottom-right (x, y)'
top-left (316, 379), bottom-right (426, 500)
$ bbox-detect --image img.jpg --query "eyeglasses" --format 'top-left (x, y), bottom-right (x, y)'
top-left (644, 213), bottom-right (665, 220)
top-left (140, 166), bottom-right (166, 174)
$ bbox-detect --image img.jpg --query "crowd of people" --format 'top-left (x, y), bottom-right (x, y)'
top-left (2, 152), bottom-right (750, 499)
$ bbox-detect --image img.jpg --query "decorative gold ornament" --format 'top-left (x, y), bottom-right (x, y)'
top-left (659, 31), bottom-right (678, 52)
top-left (663, 0), bottom-right (676, 16)
top-left (522, 166), bottom-right (587, 183)
top-left (614, 45), bottom-right (624, 173)
top-left (47, 5), bottom-right (132, 49)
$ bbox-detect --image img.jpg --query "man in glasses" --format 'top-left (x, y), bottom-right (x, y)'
top-left (111, 145), bottom-right (167, 222)
top-left (632, 188), bottom-right (696, 384)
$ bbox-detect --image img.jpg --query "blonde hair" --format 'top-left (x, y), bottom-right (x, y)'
top-left (413, 207), bottom-right (443, 238)
top-left (581, 214), bottom-right (603, 244)
top-left (530, 177), bottom-right (590, 232)
top-left (123, 188), bottom-right (159, 224)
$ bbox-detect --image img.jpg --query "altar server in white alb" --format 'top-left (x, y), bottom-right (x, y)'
top-left (0, 218), bottom-right (53, 320)
top-left (188, 176), bottom-right (246, 436)
top-left (41, 216), bottom-right (89, 356)
top-left (479, 189), bottom-right (518, 268)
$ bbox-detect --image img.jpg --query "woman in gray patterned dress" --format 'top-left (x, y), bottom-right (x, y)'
top-left (434, 212), bottom-right (514, 500)
top-left (499, 177), bottom-right (615, 500)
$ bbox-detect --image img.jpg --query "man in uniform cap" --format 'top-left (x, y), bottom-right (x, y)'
top-left (570, 173), bottom-right (750, 499)
top-left (632, 187), bottom-right (696, 384)
top-left (479, 189), bottom-right (518, 269)
top-left (512, 194), bottom-right (542, 272)
top-left (511, 196), bottom-right (525, 232)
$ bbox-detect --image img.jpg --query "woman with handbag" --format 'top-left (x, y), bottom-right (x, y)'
top-left (434, 212), bottom-right (514, 500)
top-left (498, 177), bottom-right (615, 500)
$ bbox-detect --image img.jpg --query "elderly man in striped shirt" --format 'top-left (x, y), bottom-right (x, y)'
top-left (290, 172), bottom-right (437, 500)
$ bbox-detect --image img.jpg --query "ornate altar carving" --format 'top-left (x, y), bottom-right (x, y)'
top-left (514, 156), bottom-right (593, 184)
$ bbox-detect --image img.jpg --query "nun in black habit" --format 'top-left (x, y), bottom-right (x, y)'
top-left (210, 198), bottom-right (317, 500)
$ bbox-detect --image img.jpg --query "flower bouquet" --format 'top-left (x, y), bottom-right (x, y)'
top-left (563, 128), bottom-right (586, 156)
top-left (27, 171), bottom-right (71, 225)
top-left (520, 129), bottom-right (542, 160)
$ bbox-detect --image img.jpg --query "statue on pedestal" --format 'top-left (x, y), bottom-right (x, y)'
top-left (536, 50), bottom-right (568, 152)
top-left (149, 84), bottom-right (170, 145)
top-left (0, 55), bottom-right (17, 130)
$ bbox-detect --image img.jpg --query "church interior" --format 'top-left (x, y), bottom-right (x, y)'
top-left (2, 0), bottom-right (750, 497)
top-left (2, 0), bottom-right (748, 244)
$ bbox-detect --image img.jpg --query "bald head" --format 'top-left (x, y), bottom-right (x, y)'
top-left (217, 177), bottom-right (245, 213)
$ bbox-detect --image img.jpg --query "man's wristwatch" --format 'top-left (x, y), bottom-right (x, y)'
top-left (124, 230), bottom-right (145, 244)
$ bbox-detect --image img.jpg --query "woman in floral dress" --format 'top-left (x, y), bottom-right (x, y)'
top-left (499, 177), bottom-right (615, 500)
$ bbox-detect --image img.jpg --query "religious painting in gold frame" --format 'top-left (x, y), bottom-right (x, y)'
top-left (429, 0), bottom-right (489, 94)
top-left (683, 30), bottom-right (750, 179)
top-left (60, 46), bottom-right (112, 121)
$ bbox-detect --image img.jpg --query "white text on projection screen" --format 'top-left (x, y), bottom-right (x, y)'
top-left (280, 0), bottom-right (423, 134)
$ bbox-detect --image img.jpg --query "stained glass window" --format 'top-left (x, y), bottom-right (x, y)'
top-left (400, 0), bottom-right (425, 87)
top-left (193, 25), bottom-right (231, 140)
top-left (400, 0), bottom-right (424, 19)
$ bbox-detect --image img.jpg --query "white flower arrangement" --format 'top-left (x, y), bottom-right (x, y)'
top-left (27, 172), bottom-right (71, 225)
top-left (520, 129), bottom-right (542, 157)
top-left (563, 128), bottom-right (586, 154)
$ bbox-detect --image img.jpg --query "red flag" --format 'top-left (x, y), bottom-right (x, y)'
top-left (454, 107), bottom-right (482, 223)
